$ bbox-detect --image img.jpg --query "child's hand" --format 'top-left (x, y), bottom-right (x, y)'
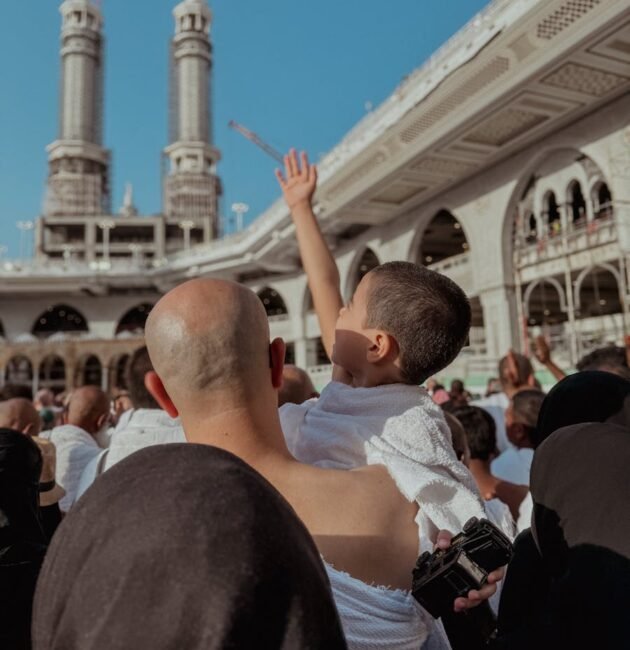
top-left (275, 149), bottom-right (318, 211)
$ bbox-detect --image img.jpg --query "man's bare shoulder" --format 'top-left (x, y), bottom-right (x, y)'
top-left (292, 462), bottom-right (416, 532)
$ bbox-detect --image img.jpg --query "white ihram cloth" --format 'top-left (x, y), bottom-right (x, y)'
top-left (325, 564), bottom-right (451, 650)
top-left (47, 424), bottom-right (101, 512)
top-left (281, 381), bottom-right (487, 552)
top-left (102, 409), bottom-right (185, 471)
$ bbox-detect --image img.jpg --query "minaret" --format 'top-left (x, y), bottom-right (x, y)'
top-left (164, 0), bottom-right (221, 242)
top-left (44, 0), bottom-right (110, 217)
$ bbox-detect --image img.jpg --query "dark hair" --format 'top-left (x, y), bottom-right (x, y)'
top-left (450, 379), bottom-right (465, 394)
top-left (366, 262), bottom-right (471, 385)
top-left (453, 406), bottom-right (497, 461)
top-left (512, 389), bottom-right (545, 430)
top-left (576, 346), bottom-right (630, 379)
top-left (0, 384), bottom-right (34, 402)
top-left (498, 353), bottom-right (534, 389)
top-left (126, 347), bottom-right (159, 410)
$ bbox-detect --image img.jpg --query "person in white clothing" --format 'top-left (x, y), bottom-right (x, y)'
top-left (491, 389), bottom-right (545, 487)
top-left (102, 346), bottom-right (184, 472)
top-left (275, 151), bottom-right (491, 553)
top-left (48, 386), bottom-right (110, 512)
top-left (144, 277), bottom-right (503, 650)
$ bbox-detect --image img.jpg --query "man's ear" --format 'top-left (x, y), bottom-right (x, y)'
top-left (22, 423), bottom-right (35, 436)
top-left (96, 412), bottom-right (108, 432)
top-left (270, 338), bottom-right (286, 389)
top-left (366, 331), bottom-right (399, 365)
top-left (145, 371), bottom-right (179, 418)
top-left (507, 422), bottom-right (527, 446)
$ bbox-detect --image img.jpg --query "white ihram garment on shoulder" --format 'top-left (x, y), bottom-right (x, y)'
top-left (280, 381), bottom-right (488, 650)
top-left (280, 381), bottom-right (486, 549)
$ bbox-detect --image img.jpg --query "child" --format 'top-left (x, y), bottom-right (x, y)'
top-left (275, 150), bottom-right (488, 550)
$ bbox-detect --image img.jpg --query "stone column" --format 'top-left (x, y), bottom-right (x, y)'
top-left (478, 285), bottom-right (520, 361)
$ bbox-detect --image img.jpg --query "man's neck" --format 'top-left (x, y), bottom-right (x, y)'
top-left (182, 399), bottom-right (292, 469)
top-left (468, 458), bottom-right (498, 494)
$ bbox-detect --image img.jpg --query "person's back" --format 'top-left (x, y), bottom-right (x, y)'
top-left (49, 387), bottom-right (109, 512)
top-left (104, 346), bottom-right (184, 471)
top-left (143, 278), bottom-right (501, 648)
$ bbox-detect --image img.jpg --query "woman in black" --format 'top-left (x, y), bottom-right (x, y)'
top-left (33, 443), bottom-right (347, 649)
top-left (0, 428), bottom-right (47, 650)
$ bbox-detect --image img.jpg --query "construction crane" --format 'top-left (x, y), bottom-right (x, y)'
top-left (228, 121), bottom-right (285, 164)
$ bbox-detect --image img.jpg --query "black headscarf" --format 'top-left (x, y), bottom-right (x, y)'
top-left (33, 444), bottom-right (347, 650)
top-left (0, 428), bottom-right (47, 650)
top-left (533, 370), bottom-right (630, 447)
top-left (528, 422), bottom-right (630, 647)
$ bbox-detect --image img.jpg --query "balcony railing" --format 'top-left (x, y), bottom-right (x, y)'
top-left (515, 212), bottom-right (617, 268)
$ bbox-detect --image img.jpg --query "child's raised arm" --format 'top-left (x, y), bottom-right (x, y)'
top-left (276, 150), bottom-right (342, 360)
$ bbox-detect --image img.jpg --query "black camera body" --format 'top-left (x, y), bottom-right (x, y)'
top-left (411, 517), bottom-right (513, 619)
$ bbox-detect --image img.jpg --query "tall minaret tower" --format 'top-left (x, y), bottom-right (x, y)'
top-left (44, 0), bottom-right (110, 217)
top-left (164, 0), bottom-right (221, 242)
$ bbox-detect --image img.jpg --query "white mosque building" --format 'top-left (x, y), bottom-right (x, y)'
top-left (1, 0), bottom-right (629, 395)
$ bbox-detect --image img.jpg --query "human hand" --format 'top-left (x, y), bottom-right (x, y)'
top-left (435, 530), bottom-right (506, 613)
top-left (275, 149), bottom-right (318, 211)
top-left (533, 335), bottom-right (551, 365)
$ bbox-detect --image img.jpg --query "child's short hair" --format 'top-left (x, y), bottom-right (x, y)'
top-left (452, 406), bottom-right (497, 461)
top-left (366, 262), bottom-right (471, 384)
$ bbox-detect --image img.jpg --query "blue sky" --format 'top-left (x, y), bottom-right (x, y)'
top-left (0, 0), bottom-right (489, 257)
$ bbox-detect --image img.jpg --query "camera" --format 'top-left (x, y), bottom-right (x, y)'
top-left (411, 517), bottom-right (513, 619)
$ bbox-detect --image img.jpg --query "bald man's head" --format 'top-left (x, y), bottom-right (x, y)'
top-left (65, 387), bottom-right (110, 436)
top-left (0, 398), bottom-right (41, 436)
top-left (146, 279), bottom-right (278, 409)
top-left (279, 366), bottom-right (319, 407)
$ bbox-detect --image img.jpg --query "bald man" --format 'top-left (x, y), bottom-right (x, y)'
top-left (0, 398), bottom-right (41, 436)
top-left (145, 279), bottom-right (500, 646)
top-left (278, 365), bottom-right (319, 407)
top-left (48, 386), bottom-right (110, 512)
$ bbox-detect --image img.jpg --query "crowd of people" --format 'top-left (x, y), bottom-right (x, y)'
top-left (1, 150), bottom-right (629, 649)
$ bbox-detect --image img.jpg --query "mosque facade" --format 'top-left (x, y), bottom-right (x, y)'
top-left (1, 0), bottom-right (629, 395)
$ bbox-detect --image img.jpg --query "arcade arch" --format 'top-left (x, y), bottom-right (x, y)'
top-left (417, 210), bottom-right (469, 266)
top-left (38, 355), bottom-right (66, 394)
top-left (257, 287), bottom-right (289, 319)
top-left (116, 304), bottom-right (153, 336)
top-left (32, 304), bottom-right (89, 339)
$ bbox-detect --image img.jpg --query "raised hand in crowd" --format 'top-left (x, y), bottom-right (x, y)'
top-left (532, 335), bottom-right (565, 382)
top-left (276, 150), bottom-right (349, 382)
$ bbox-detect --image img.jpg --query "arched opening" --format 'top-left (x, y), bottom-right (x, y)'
top-left (419, 210), bottom-right (468, 265)
top-left (575, 267), bottom-right (624, 355)
top-left (116, 304), bottom-right (153, 336)
top-left (543, 192), bottom-right (561, 236)
top-left (526, 214), bottom-right (538, 244)
top-left (32, 304), bottom-right (89, 339)
top-left (4, 356), bottom-right (33, 386)
top-left (348, 248), bottom-right (380, 297)
top-left (38, 355), bottom-right (66, 394)
top-left (567, 180), bottom-right (586, 226)
top-left (75, 355), bottom-right (102, 388)
top-left (116, 354), bottom-right (130, 390)
top-left (258, 287), bottom-right (289, 319)
top-left (524, 280), bottom-right (567, 327)
top-left (593, 182), bottom-right (613, 220)
top-left (576, 268), bottom-right (622, 319)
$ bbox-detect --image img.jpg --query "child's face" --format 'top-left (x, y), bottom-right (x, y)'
top-left (332, 274), bottom-right (373, 372)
